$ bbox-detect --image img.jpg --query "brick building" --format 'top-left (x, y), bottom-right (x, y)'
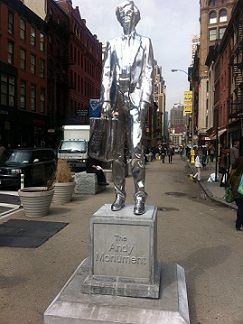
top-left (0, 0), bottom-right (48, 147)
top-left (197, 0), bottom-right (236, 142)
top-left (56, 0), bottom-right (102, 125)
top-left (0, 0), bottom-right (102, 148)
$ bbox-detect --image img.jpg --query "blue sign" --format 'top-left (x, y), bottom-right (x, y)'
top-left (89, 99), bottom-right (101, 117)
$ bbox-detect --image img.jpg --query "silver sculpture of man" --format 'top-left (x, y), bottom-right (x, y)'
top-left (101, 0), bottom-right (154, 215)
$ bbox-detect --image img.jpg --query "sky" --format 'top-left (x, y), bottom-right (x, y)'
top-left (72, 0), bottom-right (200, 111)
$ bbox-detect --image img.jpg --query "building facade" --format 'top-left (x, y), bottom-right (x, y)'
top-left (197, 0), bottom-right (236, 142)
top-left (0, 0), bottom-right (103, 148)
top-left (56, 0), bottom-right (102, 125)
top-left (0, 0), bottom-right (48, 147)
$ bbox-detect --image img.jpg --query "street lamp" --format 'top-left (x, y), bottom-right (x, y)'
top-left (171, 68), bottom-right (188, 75)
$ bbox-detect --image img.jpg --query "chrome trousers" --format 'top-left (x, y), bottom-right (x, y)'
top-left (112, 101), bottom-right (148, 201)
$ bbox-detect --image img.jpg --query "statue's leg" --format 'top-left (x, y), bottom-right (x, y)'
top-left (111, 111), bottom-right (126, 211)
top-left (129, 107), bottom-right (147, 215)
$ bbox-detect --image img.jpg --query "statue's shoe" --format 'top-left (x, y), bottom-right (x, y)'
top-left (111, 196), bottom-right (125, 211)
top-left (134, 197), bottom-right (145, 215)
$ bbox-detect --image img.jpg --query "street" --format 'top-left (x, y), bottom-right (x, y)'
top-left (0, 155), bottom-right (242, 324)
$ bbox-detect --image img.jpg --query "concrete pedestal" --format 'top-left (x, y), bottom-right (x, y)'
top-left (44, 204), bottom-right (190, 323)
top-left (83, 204), bottom-right (160, 299)
top-left (44, 258), bottom-right (190, 324)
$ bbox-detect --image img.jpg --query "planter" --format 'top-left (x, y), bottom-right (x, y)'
top-left (18, 187), bottom-right (54, 218)
top-left (53, 182), bottom-right (75, 204)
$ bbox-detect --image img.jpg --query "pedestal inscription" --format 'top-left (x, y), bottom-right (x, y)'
top-left (93, 224), bottom-right (150, 279)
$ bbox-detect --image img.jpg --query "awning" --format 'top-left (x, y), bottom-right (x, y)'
top-left (218, 128), bottom-right (227, 137)
top-left (209, 128), bottom-right (227, 140)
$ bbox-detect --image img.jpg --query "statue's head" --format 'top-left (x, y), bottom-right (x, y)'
top-left (116, 1), bottom-right (140, 33)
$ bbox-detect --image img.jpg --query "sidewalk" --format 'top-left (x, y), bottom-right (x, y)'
top-left (186, 158), bottom-right (237, 210)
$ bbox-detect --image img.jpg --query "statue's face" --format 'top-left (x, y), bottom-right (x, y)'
top-left (119, 4), bottom-right (135, 33)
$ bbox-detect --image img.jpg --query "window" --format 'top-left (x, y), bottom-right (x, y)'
top-left (40, 33), bottom-right (45, 51)
top-left (219, 27), bottom-right (226, 39)
top-left (219, 9), bottom-right (227, 23)
top-left (8, 41), bottom-right (14, 64)
top-left (209, 11), bottom-right (217, 24)
top-left (8, 77), bottom-right (15, 107)
top-left (30, 84), bottom-right (36, 111)
top-left (30, 26), bottom-right (36, 46)
top-left (209, 28), bottom-right (217, 41)
top-left (20, 49), bottom-right (26, 70)
top-left (8, 11), bottom-right (14, 34)
top-left (20, 80), bottom-right (26, 109)
top-left (20, 18), bottom-right (26, 40)
top-left (40, 59), bottom-right (45, 78)
top-left (40, 88), bottom-right (45, 113)
top-left (30, 54), bottom-right (36, 74)
top-left (0, 74), bottom-right (16, 107)
top-left (0, 75), bottom-right (7, 105)
top-left (209, 0), bottom-right (215, 6)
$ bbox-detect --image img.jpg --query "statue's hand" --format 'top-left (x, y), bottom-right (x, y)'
top-left (101, 101), bottom-right (112, 118)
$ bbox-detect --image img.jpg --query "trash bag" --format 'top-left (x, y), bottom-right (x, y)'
top-left (207, 172), bottom-right (216, 182)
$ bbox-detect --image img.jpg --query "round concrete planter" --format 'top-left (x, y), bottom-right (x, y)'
top-left (53, 182), bottom-right (75, 204)
top-left (18, 187), bottom-right (54, 218)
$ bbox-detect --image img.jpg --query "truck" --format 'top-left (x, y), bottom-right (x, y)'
top-left (57, 125), bottom-right (90, 172)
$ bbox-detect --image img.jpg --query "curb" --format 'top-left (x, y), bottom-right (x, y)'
top-left (186, 161), bottom-right (237, 210)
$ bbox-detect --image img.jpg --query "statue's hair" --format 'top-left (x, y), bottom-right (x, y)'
top-left (116, 1), bottom-right (140, 27)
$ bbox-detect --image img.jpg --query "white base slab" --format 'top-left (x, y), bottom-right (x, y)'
top-left (44, 258), bottom-right (190, 324)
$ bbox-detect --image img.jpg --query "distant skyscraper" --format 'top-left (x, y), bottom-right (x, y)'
top-left (170, 104), bottom-right (186, 134)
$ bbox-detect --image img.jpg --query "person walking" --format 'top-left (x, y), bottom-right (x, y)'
top-left (229, 157), bottom-right (243, 231)
top-left (219, 148), bottom-right (230, 187)
top-left (167, 146), bottom-right (173, 164)
top-left (209, 144), bottom-right (215, 162)
top-left (193, 151), bottom-right (203, 181)
top-left (160, 146), bottom-right (166, 163)
top-left (230, 140), bottom-right (240, 168)
top-left (100, 0), bottom-right (154, 215)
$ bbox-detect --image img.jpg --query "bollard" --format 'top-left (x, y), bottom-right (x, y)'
top-left (20, 173), bottom-right (24, 189)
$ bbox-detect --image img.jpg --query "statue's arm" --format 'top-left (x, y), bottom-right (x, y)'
top-left (141, 38), bottom-right (154, 104)
top-left (101, 42), bottom-right (113, 117)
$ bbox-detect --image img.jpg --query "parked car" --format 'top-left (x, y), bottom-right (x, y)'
top-left (0, 148), bottom-right (56, 189)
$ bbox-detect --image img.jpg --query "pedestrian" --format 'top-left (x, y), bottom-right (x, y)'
top-left (167, 146), bottom-right (173, 164)
top-left (230, 140), bottom-right (240, 168)
top-left (209, 144), bottom-right (215, 162)
top-left (219, 148), bottom-right (230, 187)
top-left (228, 157), bottom-right (243, 231)
top-left (100, 0), bottom-right (154, 215)
top-left (201, 145), bottom-right (207, 169)
top-left (160, 146), bottom-right (166, 163)
top-left (86, 156), bottom-right (109, 186)
top-left (185, 146), bottom-right (191, 161)
top-left (193, 150), bottom-right (203, 181)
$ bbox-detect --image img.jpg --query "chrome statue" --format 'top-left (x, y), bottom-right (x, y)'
top-left (101, 0), bottom-right (154, 215)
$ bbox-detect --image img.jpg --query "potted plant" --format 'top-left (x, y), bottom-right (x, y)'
top-left (53, 159), bottom-right (75, 204)
top-left (18, 179), bottom-right (54, 218)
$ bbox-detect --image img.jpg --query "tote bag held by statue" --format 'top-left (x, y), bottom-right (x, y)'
top-left (89, 117), bottom-right (119, 162)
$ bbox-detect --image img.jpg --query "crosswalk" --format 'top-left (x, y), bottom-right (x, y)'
top-left (0, 191), bottom-right (20, 218)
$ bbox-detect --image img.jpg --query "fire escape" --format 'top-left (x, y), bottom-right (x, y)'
top-left (229, 16), bottom-right (243, 119)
